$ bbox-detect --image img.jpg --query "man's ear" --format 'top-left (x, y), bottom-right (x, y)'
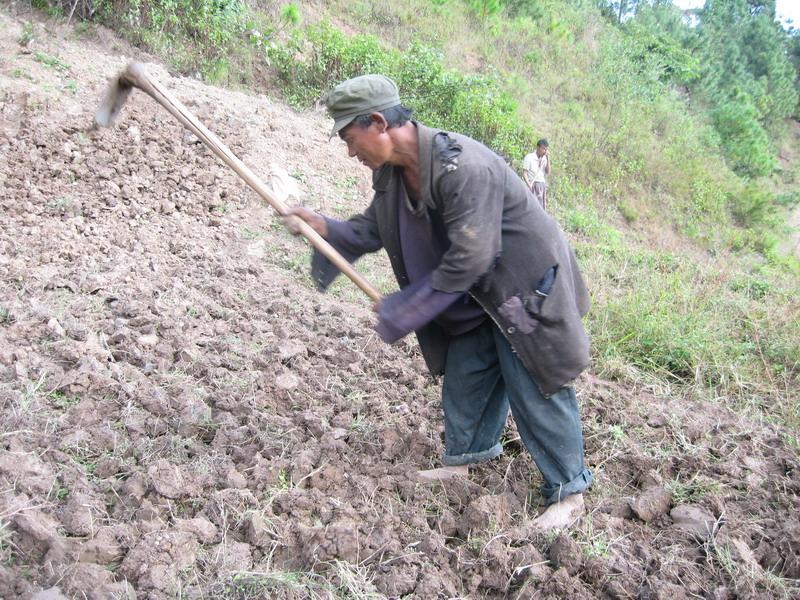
top-left (370, 112), bottom-right (389, 133)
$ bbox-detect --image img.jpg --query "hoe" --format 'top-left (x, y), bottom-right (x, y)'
top-left (94, 62), bottom-right (381, 303)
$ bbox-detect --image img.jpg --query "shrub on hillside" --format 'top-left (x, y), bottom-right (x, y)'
top-left (92, 0), bottom-right (253, 76)
top-left (266, 22), bottom-right (533, 160)
top-left (711, 99), bottom-right (776, 178)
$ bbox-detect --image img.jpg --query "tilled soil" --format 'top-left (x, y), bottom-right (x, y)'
top-left (1, 9), bottom-right (799, 600)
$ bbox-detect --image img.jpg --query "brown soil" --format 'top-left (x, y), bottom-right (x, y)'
top-left (1, 8), bottom-right (799, 600)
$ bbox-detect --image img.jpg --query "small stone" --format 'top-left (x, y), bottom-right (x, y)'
top-left (646, 413), bottom-right (667, 427)
top-left (225, 468), bottom-right (247, 489)
top-left (278, 340), bottom-right (307, 361)
top-left (548, 532), bottom-right (584, 575)
top-left (630, 486), bottom-right (671, 522)
top-left (275, 372), bottom-right (299, 390)
top-left (458, 493), bottom-right (515, 535)
top-left (148, 459), bottom-right (188, 499)
top-left (243, 512), bottom-right (273, 548)
top-left (32, 587), bottom-right (69, 600)
top-left (670, 504), bottom-right (717, 539)
top-left (138, 333), bottom-right (158, 347)
top-left (47, 318), bottom-right (66, 338)
top-left (177, 397), bottom-right (212, 436)
top-left (329, 427), bottom-right (348, 440)
top-left (174, 517), bottom-right (218, 544)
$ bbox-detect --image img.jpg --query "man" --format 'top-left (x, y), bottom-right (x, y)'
top-left (285, 75), bottom-right (592, 531)
top-left (523, 139), bottom-right (550, 211)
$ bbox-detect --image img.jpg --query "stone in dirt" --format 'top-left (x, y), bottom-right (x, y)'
top-left (12, 509), bottom-right (62, 560)
top-left (243, 511), bottom-right (275, 548)
top-left (670, 504), bottom-right (717, 539)
top-left (120, 530), bottom-right (200, 592)
top-left (630, 485), bottom-right (672, 522)
top-left (275, 371), bottom-right (300, 390)
top-left (548, 532), bottom-right (584, 575)
top-left (458, 493), bottom-right (517, 536)
top-left (177, 395), bottom-right (212, 435)
top-left (208, 540), bottom-right (253, 573)
top-left (148, 458), bottom-right (189, 499)
top-left (278, 339), bottom-right (307, 360)
top-left (89, 582), bottom-right (136, 600)
top-left (79, 526), bottom-right (123, 564)
top-left (294, 521), bottom-right (362, 564)
top-left (174, 516), bottom-right (219, 544)
top-left (374, 559), bottom-right (420, 597)
top-left (60, 492), bottom-right (105, 536)
top-left (0, 451), bottom-right (56, 495)
top-left (61, 562), bottom-right (114, 596)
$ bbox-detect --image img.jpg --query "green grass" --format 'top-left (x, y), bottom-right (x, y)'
top-left (33, 50), bottom-right (70, 71)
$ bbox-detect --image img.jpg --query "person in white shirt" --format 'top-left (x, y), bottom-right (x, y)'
top-left (523, 138), bottom-right (551, 211)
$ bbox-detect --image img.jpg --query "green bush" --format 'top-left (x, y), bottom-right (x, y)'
top-left (94, 0), bottom-right (251, 75)
top-left (710, 99), bottom-right (776, 177)
top-left (267, 22), bottom-right (534, 160)
top-left (731, 182), bottom-right (779, 228)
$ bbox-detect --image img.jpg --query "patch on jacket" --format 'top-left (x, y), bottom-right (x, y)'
top-left (433, 132), bottom-right (461, 172)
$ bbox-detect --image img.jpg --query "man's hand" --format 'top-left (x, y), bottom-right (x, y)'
top-left (281, 206), bottom-right (328, 238)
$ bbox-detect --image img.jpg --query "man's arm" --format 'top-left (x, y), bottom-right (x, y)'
top-left (431, 159), bottom-right (505, 293)
top-left (543, 152), bottom-right (551, 176)
top-left (375, 274), bottom-right (464, 343)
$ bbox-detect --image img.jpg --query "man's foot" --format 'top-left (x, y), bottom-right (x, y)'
top-left (531, 493), bottom-right (585, 532)
top-left (416, 465), bottom-right (469, 482)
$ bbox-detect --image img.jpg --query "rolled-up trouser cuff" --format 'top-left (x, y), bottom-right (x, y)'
top-left (541, 468), bottom-right (593, 505)
top-left (442, 442), bottom-right (503, 467)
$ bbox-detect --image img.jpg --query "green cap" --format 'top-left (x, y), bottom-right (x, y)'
top-left (323, 74), bottom-right (400, 138)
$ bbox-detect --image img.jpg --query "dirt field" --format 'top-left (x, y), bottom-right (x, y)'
top-left (1, 9), bottom-right (799, 600)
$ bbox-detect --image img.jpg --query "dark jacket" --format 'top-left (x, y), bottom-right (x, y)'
top-left (314, 123), bottom-right (590, 395)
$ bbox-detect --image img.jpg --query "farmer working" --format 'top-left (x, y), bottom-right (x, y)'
top-left (284, 75), bottom-right (592, 531)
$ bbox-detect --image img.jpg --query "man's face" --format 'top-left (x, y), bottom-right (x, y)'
top-left (339, 117), bottom-right (391, 171)
top-left (536, 144), bottom-right (547, 157)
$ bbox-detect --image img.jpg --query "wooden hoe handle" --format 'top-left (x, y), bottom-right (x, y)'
top-left (117, 63), bottom-right (382, 304)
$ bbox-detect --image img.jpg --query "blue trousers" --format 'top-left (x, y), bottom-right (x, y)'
top-left (440, 320), bottom-right (592, 504)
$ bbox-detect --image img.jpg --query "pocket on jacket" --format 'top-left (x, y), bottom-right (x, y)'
top-left (498, 295), bottom-right (539, 334)
top-left (498, 265), bottom-right (559, 333)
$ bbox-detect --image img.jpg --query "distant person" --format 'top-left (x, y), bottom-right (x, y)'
top-left (523, 138), bottom-right (551, 210)
top-left (284, 75), bottom-right (592, 532)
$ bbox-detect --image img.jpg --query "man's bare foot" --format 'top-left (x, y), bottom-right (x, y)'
top-left (416, 465), bottom-right (469, 482)
top-left (531, 493), bottom-right (584, 532)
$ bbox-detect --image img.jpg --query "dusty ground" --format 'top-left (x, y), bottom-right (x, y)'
top-left (1, 8), bottom-right (799, 600)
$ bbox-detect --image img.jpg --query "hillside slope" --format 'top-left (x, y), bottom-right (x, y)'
top-left (1, 9), bottom-right (798, 599)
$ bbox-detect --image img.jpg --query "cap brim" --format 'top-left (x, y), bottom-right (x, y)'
top-left (329, 115), bottom-right (356, 139)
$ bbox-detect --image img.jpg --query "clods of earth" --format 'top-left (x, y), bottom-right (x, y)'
top-left (1, 9), bottom-right (799, 600)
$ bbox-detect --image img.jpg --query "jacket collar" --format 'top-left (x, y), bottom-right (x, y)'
top-left (371, 122), bottom-right (440, 211)
top-left (416, 122), bottom-right (437, 210)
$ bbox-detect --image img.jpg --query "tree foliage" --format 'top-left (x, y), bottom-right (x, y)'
top-left (600, 0), bottom-right (798, 177)
top-left (693, 0), bottom-right (798, 175)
